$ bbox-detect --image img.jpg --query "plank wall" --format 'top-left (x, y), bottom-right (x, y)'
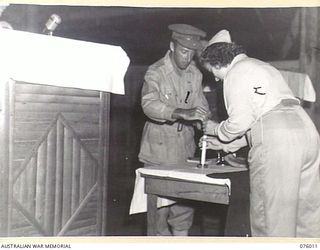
top-left (0, 81), bottom-right (109, 236)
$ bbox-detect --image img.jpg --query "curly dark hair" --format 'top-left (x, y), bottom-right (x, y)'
top-left (200, 42), bottom-right (246, 67)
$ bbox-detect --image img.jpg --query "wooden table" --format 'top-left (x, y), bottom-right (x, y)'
top-left (141, 166), bottom-right (251, 236)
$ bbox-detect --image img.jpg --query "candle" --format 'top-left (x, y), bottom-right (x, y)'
top-left (200, 134), bottom-right (207, 166)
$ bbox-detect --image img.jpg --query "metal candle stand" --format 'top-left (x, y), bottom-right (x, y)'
top-left (197, 134), bottom-right (208, 169)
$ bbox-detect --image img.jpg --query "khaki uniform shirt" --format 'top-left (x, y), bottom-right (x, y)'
top-left (139, 51), bottom-right (209, 165)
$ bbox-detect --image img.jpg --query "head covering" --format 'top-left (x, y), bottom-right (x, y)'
top-left (208, 29), bottom-right (232, 46)
top-left (168, 23), bottom-right (206, 50)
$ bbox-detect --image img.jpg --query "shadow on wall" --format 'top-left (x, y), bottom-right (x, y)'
top-left (106, 65), bottom-right (147, 235)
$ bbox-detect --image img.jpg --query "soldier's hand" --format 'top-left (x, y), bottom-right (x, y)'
top-left (172, 107), bottom-right (209, 122)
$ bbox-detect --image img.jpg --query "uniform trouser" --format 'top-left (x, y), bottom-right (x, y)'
top-left (156, 202), bottom-right (194, 236)
top-left (248, 103), bottom-right (320, 237)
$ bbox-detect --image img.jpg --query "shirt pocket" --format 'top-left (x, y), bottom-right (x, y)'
top-left (144, 124), bottom-right (166, 159)
top-left (183, 88), bottom-right (194, 108)
top-left (160, 89), bottom-right (176, 106)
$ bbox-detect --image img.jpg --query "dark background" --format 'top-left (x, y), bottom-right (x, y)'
top-left (2, 5), bottom-right (300, 64)
top-left (0, 4), bottom-right (303, 235)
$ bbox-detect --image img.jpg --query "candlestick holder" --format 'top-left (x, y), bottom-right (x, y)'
top-left (216, 151), bottom-right (227, 165)
top-left (197, 163), bottom-right (208, 169)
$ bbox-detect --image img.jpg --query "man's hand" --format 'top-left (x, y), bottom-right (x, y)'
top-left (199, 135), bottom-right (247, 153)
top-left (203, 119), bottom-right (219, 136)
top-left (199, 135), bottom-right (223, 151)
top-left (172, 107), bottom-right (210, 122)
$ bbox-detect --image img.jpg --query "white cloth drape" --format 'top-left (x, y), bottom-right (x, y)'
top-left (279, 70), bottom-right (316, 102)
top-left (0, 29), bottom-right (130, 94)
top-left (129, 164), bottom-right (247, 214)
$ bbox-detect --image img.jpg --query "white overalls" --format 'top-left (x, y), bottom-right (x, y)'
top-left (215, 54), bottom-right (320, 237)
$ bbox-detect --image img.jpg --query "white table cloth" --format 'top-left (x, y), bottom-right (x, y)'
top-left (279, 70), bottom-right (316, 102)
top-left (129, 163), bottom-right (247, 214)
top-left (0, 28), bottom-right (130, 95)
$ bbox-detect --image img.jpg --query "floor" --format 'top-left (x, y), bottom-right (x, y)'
top-left (110, 204), bottom-right (228, 236)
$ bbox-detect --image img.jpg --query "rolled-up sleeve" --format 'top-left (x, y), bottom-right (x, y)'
top-left (141, 70), bottom-right (176, 123)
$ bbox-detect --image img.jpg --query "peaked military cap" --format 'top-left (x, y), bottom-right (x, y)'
top-left (168, 23), bottom-right (206, 50)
